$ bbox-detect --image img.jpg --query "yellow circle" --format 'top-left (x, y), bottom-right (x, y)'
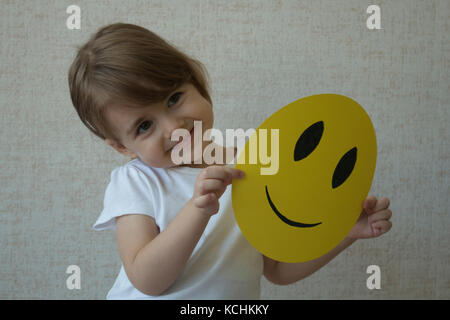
top-left (232, 94), bottom-right (377, 263)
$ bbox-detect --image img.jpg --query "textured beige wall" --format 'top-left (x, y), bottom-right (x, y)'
top-left (0, 0), bottom-right (448, 299)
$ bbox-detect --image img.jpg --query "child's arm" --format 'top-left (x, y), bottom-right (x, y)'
top-left (263, 237), bottom-right (356, 285)
top-left (116, 166), bottom-right (244, 296)
top-left (263, 196), bottom-right (392, 285)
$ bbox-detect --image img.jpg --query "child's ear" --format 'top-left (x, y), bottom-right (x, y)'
top-left (105, 139), bottom-right (137, 159)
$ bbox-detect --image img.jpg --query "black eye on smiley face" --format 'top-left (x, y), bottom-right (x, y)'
top-left (265, 121), bottom-right (358, 228)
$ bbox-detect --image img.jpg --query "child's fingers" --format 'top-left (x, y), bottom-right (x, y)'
top-left (200, 166), bottom-right (244, 185)
top-left (363, 195), bottom-right (378, 213)
top-left (194, 193), bottom-right (216, 209)
top-left (223, 166), bottom-right (245, 180)
top-left (368, 208), bottom-right (392, 224)
top-left (374, 197), bottom-right (390, 211)
top-left (363, 196), bottom-right (390, 215)
top-left (200, 165), bottom-right (230, 182)
top-left (371, 220), bottom-right (392, 237)
top-left (200, 166), bottom-right (241, 186)
top-left (198, 179), bottom-right (226, 196)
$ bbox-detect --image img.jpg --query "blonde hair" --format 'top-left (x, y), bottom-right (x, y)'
top-left (68, 23), bottom-right (212, 143)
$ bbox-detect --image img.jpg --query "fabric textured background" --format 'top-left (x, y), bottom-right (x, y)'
top-left (0, 0), bottom-right (448, 299)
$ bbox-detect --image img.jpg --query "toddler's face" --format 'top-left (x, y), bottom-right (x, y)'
top-left (104, 82), bottom-right (214, 168)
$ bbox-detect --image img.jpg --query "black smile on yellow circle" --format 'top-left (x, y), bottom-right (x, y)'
top-left (265, 185), bottom-right (322, 228)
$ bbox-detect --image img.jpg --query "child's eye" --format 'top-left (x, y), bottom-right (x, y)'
top-left (136, 120), bottom-right (152, 135)
top-left (168, 92), bottom-right (183, 108)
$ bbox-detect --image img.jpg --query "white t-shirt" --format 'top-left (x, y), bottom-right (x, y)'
top-left (93, 158), bottom-right (263, 299)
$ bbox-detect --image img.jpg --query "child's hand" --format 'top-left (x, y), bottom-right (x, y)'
top-left (191, 165), bottom-right (244, 217)
top-left (346, 196), bottom-right (392, 240)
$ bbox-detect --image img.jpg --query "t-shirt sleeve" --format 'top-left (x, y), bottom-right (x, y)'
top-left (93, 165), bottom-right (155, 231)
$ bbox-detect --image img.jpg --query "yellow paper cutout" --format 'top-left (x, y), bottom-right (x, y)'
top-left (232, 94), bottom-right (377, 263)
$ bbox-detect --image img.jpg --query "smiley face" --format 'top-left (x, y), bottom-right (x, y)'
top-left (232, 94), bottom-right (377, 263)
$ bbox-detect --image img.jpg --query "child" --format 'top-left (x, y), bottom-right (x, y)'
top-left (68, 23), bottom-right (392, 299)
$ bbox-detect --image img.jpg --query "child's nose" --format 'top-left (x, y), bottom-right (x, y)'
top-left (161, 117), bottom-right (185, 139)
